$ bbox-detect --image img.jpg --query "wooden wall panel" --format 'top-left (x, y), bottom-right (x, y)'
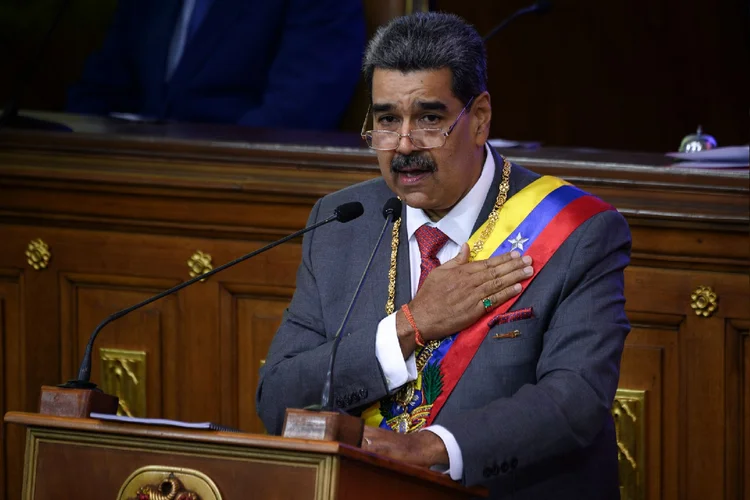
top-left (743, 324), bottom-right (749, 500)
top-left (625, 267), bottom-right (749, 317)
top-left (221, 284), bottom-right (294, 434)
top-left (173, 239), bottom-right (300, 425)
top-left (723, 319), bottom-right (750, 500)
top-left (724, 319), bottom-right (748, 500)
top-left (682, 314), bottom-right (730, 498)
top-left (0, 272), bottom-right (23, 500)
top-left (0, 282), bottom-right (4, 500)
top-left (620, 313), bottom-right (681, 500)
top-left (0, 228), bottom-right (60, 500)
top-left (623, 265), bottom-right (750, 500)
top-left (59, 274), bottom-right (180, 419)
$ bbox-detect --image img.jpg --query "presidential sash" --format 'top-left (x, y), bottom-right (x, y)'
top-left (363, 175), bottom-right (614, 432)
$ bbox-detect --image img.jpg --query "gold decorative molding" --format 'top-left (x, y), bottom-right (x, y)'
top-left (117, 466), bottom-right (222, 500)
top-left (100, 348), bottom-right (147, 418)
top-left (25, 238), bottom-right (51, 270)
top-left (188, 250), bottom-right (213, 282)
top-left (690, 285), bottom-right (718, 317)
top-left (612, 389), bottom-right (646, 500)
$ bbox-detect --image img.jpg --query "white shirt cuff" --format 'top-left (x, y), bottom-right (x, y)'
top-left (424, 425), bottom-right (464, 481)
top-left (375, 312), bottom-right (417, 392)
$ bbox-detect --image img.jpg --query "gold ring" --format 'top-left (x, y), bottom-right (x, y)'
top-left (482, 297), bottom-right (493, 311)
top-left (364, 437), bottom-right (371, 446)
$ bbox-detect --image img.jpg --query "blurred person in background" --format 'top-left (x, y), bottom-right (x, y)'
top-left (66, 0), bottom-right (365, 129)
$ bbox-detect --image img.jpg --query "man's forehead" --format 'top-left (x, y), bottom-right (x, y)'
top-left (371, 68), bottom-right (457, 109)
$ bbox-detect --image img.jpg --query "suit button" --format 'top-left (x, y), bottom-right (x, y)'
top-left (358, 388), bottom-right (368, 398)
top-left (336, 397), bottom-right (345, 408)
top-left (500, 461), bottom-right (510, 473)
top-left (482, 467), bottom-right (492, 478)
top-left (510, 457), bottom-right (518, 469)
top-left (491, 463), bottom-right (500, 475)
top-left (352, 393), bottom-right (361, 403)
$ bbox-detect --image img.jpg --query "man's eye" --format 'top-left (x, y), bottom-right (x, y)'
top-left (376, 115), bottom-right (399, 127)
top-left (420, 114), bottom-right (441, 125)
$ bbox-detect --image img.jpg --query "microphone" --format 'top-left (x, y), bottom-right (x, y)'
top-left (318, 197), bottom-right (402, 411)
top-left (482, 1), bottom-right (552, 42)
top-left (61, 201), bottom-right (364, 391)
top-left (0, 0), bottom-right (73, 131)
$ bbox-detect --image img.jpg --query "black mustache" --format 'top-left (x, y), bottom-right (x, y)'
top-left (390, 154), bottom-right (437, 173)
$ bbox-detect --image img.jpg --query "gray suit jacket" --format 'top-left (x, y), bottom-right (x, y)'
top-left (256, 147), bottom-right (631, 499)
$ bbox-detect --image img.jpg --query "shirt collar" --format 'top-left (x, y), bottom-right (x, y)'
top-left (406, 144), bottom-right (495, 245)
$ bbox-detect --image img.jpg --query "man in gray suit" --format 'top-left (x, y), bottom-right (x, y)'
top-left (256, 12), bottom-right (630, 499)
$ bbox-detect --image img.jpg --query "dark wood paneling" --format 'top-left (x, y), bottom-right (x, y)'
top-left (60, 274), bottom-right (180, 419)
top-left (0, 118), bottom-right (747, 500)
top-left (434, 0), bottom-right (750, 152)
top-left (0, 273), bottom-right (24, 500)
top-left (624, 266), bottom-right (750, 499)
top-left (743, 323), bottom-right (750, 500)
top-left (223, 285), bottom-right (294, 434)
top-left (5, 410), bottom-right (486, 499)
top-left (620, 313), bottom-right (682, 500)
top-left (724, 319), bottom-right (748, 500)
top-left (33, 440), bottom-right (321, 499)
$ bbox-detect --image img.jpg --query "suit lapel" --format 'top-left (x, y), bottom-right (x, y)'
top-left (168, 0), bottom-right (245, 89)
top-left (141, 0), bottom-right (182, 91)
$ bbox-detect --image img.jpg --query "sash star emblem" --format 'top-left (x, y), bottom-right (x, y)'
top-left (508, 232), bottom-right (530, 251)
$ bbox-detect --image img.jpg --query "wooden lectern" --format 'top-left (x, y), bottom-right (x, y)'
top-left (5, 410), bottom-right (486, 499)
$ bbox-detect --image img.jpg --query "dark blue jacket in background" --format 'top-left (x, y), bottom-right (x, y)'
top-left (66, 0), bottom-right (365, 129)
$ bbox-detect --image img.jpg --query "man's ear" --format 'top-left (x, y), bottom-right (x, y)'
top-left (471, 91), bottom-right (492, 146)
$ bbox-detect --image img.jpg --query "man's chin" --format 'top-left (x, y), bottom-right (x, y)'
top-left (399, 192), bottom-right (436, 211)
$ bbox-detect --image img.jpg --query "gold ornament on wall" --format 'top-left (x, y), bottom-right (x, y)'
top-left (26, 238), bottom-right (51, 270)
top-left (612, 389), bottom-right (646, 500)
top-left (690, 285), bottom-right (718, 318)
top-left (188, 251), bottom-right (213, 282)
top-left (100, 348), bottom-right (147, 418)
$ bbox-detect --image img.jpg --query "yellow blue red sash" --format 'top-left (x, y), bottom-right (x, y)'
top-left (363, 175), bottom-right (614, 431)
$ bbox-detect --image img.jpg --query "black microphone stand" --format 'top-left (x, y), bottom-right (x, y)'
top-left (65, 210), bottom-right (348, 391)
top-left (40, 203), bottom-right (363, 418)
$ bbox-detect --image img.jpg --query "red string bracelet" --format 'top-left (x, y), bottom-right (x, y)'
top-left (401, 304), bottom-right (425, 347)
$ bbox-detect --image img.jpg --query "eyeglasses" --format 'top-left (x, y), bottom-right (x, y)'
top-left (360, 96), bottom-right (475, 151)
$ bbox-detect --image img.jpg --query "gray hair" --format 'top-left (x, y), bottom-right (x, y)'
top-left (362, 12), bottom-right (487, 105)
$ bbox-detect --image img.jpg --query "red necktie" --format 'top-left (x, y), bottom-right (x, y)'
top-left (414, 225), bottom-right (450, 291)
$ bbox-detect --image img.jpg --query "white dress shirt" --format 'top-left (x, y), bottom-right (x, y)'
top-left (374, 145), bottom-right (495, 480)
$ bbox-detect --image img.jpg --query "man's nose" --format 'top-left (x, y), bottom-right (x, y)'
top-left (395, 129), bottom-right (415, 155)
